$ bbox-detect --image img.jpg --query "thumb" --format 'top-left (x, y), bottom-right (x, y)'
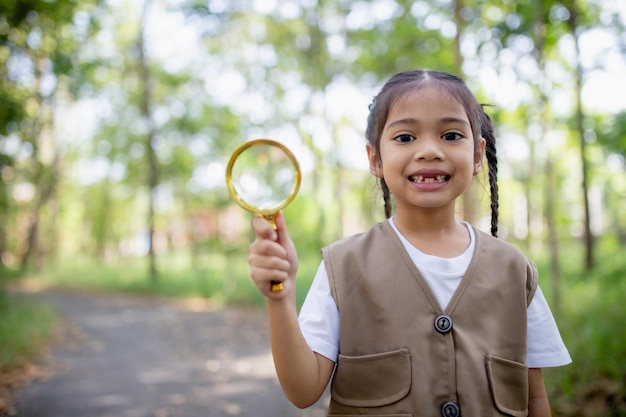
top-left (274, 211), bottom-right (298, 276)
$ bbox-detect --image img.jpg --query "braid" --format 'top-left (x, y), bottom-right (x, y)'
top-left (481, 108), bottom-right (499, 237)
top-left (381, 178), bottom-right (393, 219)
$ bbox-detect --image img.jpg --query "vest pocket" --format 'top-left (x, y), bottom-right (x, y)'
top-left (486, 354), bottom-right (529, 416)
top-left (331, 348), bottom-right (411, 408)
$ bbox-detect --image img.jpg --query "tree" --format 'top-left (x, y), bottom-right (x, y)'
top-left (137, 0), bottom-right (159, 281)
top-left (564, 1), bottom-right (594, 270)
top-left (531, 0), bottom-right (562, 314)
top-left (0, 0), bottom-right (99, 271)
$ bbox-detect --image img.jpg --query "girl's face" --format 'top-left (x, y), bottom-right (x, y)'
top-left (367, 85), bottom-right (485, 216)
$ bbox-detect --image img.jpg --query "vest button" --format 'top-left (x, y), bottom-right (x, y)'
top-left (441, 401), bottom-right (461, 417)
top-left (434, 314), bottom-right (453, 334)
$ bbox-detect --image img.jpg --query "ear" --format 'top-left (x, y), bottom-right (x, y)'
top-left (366, 143), bottom-right (383, 178)
top-left (473, 137), bottom-right (486, 175)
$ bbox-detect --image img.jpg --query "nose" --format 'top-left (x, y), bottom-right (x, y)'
top-left (414, 136), bottom-right (444, 161)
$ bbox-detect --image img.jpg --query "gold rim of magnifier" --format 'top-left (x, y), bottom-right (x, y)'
top-left (225, 138), bottom-right (302, 216)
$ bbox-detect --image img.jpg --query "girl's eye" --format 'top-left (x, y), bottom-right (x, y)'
top-left (442, 132), bottom-right (463, 141)
top-left (394, 134), bottom-right (415, 143)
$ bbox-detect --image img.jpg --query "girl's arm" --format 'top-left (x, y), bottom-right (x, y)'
top-left (248, 213), bottom-right (335, 408)
top-left (528, 368), bottom-right (551, 417)
top-left (266, 297), bottom-right (335, 408)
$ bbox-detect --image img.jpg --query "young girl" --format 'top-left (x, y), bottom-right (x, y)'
top-left (247, 69), bottom-right (571, 417)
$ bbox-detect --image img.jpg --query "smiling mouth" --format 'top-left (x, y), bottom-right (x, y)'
top-left (408, 175), bottom-right (450, 183)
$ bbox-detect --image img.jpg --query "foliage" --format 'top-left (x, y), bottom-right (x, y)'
top-left (0, 0), bottom-right (101, 271)
top-left (596, 111), bottom-right (626, 159)
top-left (0, 290), bottom-right (57, 371)
top-left (0, 0), bottom-right (623, 276)
top-left (0, 0), bottom-right (622, 267)
top-left (542, 240), bottom-right (626, 415)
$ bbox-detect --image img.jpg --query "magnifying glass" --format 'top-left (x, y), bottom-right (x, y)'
top-left (225, 139), bottom-right (302, 292)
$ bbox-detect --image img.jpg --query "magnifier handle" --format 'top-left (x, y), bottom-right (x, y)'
top-left (262, 213), bottom-right (278, 229)
top-left (259, 213), bottom-right (284, 292)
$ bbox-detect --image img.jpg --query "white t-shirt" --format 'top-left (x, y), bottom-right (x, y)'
top-left (298, 219), bottom-right (572, 368)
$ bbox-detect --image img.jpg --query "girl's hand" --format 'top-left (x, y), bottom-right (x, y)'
top-left (248, 212), bottom-right (299, 300)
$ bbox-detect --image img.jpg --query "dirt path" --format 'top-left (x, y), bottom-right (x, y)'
top-left (9, 288), bottom-right (328, 417)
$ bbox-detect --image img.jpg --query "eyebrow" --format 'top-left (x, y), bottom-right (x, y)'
top-left (386, 116), bottom-right (471, 129)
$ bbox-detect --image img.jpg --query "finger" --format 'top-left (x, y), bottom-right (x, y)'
top-left (251, 215), bottom-right (277, 241)
top-left (274, 212), bottom-right (298, 273)
top-left (248, 236), bottom-right (287, 259)
top-left (248, 265), bottom-right (289, 295)
top-left (274, 211), bottom-right (293, 245)
top-left (247, 251), bottom-right (290, 271)
top-left (248, 264), bottom-right (288, 284)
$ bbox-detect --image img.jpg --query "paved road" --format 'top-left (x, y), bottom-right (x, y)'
top-left (11, 289), bottom-right (329, 417)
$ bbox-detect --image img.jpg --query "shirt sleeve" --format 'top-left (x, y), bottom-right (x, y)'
top-left (526, 286), bottom-right (572, 368)
top-left (298, 261), bottom-right (340, 363)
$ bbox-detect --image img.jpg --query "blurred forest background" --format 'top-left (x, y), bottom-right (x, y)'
top-left (1, 0), bottom-right (625, 414)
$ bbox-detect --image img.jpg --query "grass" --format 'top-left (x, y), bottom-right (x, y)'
top-left (0, 280), bottom-right (58, 413)
top-left (0, 290), bottom-right (58, 372)
top-left (13, 247), bottom-right (322, 308)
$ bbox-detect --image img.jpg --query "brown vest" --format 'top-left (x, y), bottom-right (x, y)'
top-left (322, 221), bottom-right (537, 417)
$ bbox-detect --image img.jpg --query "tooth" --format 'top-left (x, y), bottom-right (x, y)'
top-left (409, 175), bottom-right (448, 183)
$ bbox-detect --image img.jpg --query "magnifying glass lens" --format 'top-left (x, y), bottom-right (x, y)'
top-left (230, 143), bottom-right (298, 210)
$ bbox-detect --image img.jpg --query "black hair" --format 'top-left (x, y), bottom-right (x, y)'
top-left (365, 69), bottom-right (499, 237)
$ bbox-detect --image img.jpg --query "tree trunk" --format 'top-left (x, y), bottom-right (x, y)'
top-left (453, 0), bottom-right (463, 74)
top-left (19, 155), bottom-right (59, 272)
top-left (534, 0), bottom-right (561, 314)
top-left (0, 158), bottom-right (10, 268)
top-left (138, 0), bottom-right (159, 282)
top-left (566, 5), bottom-right (594, 271)
top-left (545, 155), bottom-right (561, 314)
top-left (452, 0), bottom-right (479, 224)
top-left (19, 59), bottom-right (58, 272)
top-left (300, 118), bottom-right (327, 247)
